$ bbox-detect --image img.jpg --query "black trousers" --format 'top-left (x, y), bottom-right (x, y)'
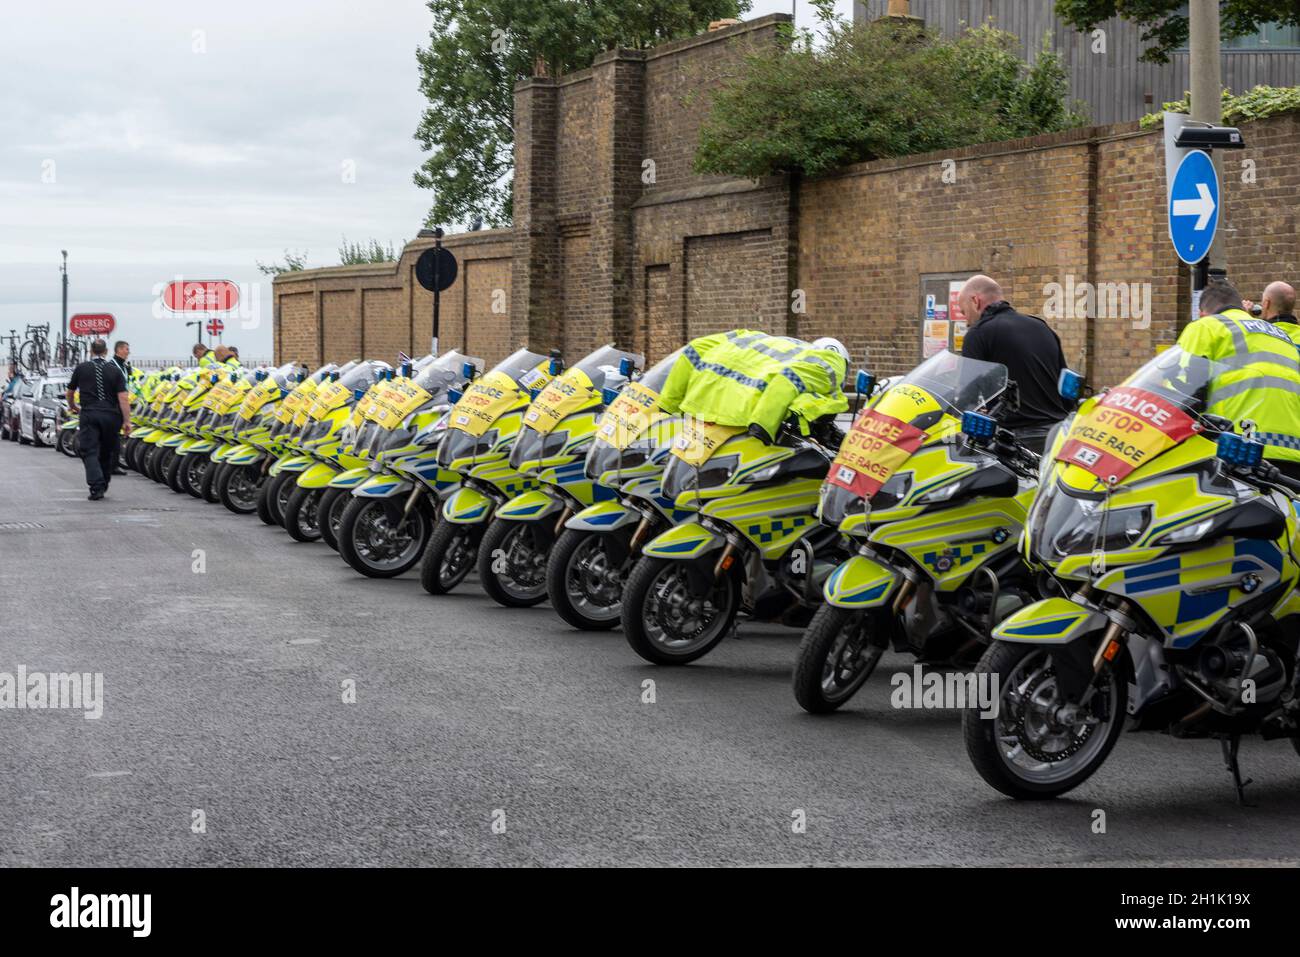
top-left (79, 409), bottom-right (122, 493)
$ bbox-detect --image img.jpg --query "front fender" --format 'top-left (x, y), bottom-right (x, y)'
top-left (992, 597), bottom-right (1108, 645)
top-left (328, 466), bottom-right (374, 490)
top-left (823, 555), bottom-right (900, 609)
top-left (566, 499), bottom-right (638, 533)
top-left (354, 475), bottom-right (413, 499)
top-left (224, 444), bottom-right (263, 466)
top-left (642, 522), bottom-right (725, 560)
top-left (269, 454), bottom-right (312, 476)
top-left (443, 485), bottom-right (494, 524)
top-left (497, 489), bottom-right (562, 522)
top-left (297, 463), bottom-right (340, 488)
top-left (159, 432), bottom-right (188, 448)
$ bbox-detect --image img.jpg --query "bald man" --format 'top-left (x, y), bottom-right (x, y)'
top-left (957, 275), bottom-right (1069, 453)
top-left (1244, 281), bottom-right (1299, 345)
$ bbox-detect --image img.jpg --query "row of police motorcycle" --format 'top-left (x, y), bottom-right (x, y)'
top-left (108, 337), bottom-right (1300, 802)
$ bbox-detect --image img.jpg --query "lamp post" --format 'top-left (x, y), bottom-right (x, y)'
top-left (60, 250), bottom-right (68, 344)
top-left (1189, 0), bottom-right (1225, 280)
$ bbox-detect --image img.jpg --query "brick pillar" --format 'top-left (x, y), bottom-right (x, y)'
top-left (590, 49), bottom-right (647, 352)
top-left (512, 77), bottom-right (559, 352)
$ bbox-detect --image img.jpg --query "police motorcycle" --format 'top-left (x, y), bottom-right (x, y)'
top-left (476, 345), bottom-right (644, 608)
top-left (257, 361), bottom-right (353, 526)
top-left (964, 347), bottom-right (1300, 801)
top-left (333, 351), bottom-right (482, 575)
top-left (173, 367), bottom-right (255, 500)
top-left (545, 350), bottom-right (690, 630)
top-left (417, 349), bottom-right (553, 596)
top-left (154, 369), bottom-right (222, 493)
top-left (123, 368), bottom-right (175, 473)
top-left (275, 360), bottom-right (390, 542)
top-left (620, 389), bottom-right (852, 667)
top-left (210, 363), bottom-right (302, 514)
top-left (791, 352), bottom-right (1043, 713)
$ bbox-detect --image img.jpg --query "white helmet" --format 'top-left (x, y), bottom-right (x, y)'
top-left (812, 337), bottom-right (850, 364)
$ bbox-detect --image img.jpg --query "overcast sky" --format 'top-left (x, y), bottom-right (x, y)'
top-left (0, 1), bottom-right (853, 360)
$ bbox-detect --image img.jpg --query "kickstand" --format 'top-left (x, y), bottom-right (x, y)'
top-left (1220, 735), bottom-right (1255, 806)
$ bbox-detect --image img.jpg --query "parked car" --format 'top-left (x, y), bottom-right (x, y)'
top-left (16, 373), bottom-right (70, 446)
top-left (1, 374), bottom-right (30, 441)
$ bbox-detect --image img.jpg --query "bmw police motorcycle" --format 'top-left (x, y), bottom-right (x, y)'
top-left (620, 402), bottom-right (849, 666)
top-left (792, 351), bottom-right (1042, 713)
top-left (172, 367), bottom-right (254, 500)
top-left (210, 363), bottom-right (302, 514)
top-left (417, 349), bottom-right (553, 596)
top-left (333, 351), bottom-right (482, 576)
top-left (964, 347), bottom-right (1300, 801)
top-left (476, 345), bottom-right (644, 608)
top-left (546, 350), bottom-right (690, 630)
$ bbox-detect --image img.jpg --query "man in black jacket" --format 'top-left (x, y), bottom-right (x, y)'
top-left (956, 275), bottom-right (1070, 454)
top-left (66, 339), bottom-right (131, 500)
top-left (109, 340), bottom-right (132, 475)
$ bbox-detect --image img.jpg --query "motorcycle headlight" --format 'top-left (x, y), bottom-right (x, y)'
top-left (871, 472), bottom-right (913, 510)
top-left (1039, 501), bottom-right (1151, 558)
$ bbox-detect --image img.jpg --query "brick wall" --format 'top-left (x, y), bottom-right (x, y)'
top-left (274, 13), bottom-right (1300, 391)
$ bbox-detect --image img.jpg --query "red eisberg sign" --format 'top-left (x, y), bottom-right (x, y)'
top-left (69, 313), bottom-right (116, 336)
top-left (162, 280), bottom-right (239, 312)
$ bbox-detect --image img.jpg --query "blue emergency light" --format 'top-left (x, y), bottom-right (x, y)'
top-left (961, 411), bottom-right (998, 440)
top-left (1216, 432), bottom-right (1264, 468)
top-left (353, 389), bottom-right (367, 401)
top-left (619, 356), bottom-right (635, 377)
top-left (400, 363), bottom-right (412, 378)
top-left (1058, 368), bottom-right (1084, 401)
top-left (855, 370), bottom-right (875, 397)
top-left (602, 388), bottom-right (620, 405)
top-left (462, 362), bottom-right (476, 380)
top-left (448, 389), bottom-right (463, 405)
top-left (549, 358), bottom-right (563, 376)
top-left (255, 370), bottom-right (267, 382)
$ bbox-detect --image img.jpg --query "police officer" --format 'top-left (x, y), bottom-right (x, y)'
top-left (1178, 280), bottom-right (1300, 480)
top-left (1242, 281), bottom-right (1299, 345)
top-left (193, 343), bottom-right (216, 368)
top-left (109, 340), bottom-right (132, 475)
top-left (957, 275), bottom-right (1070, 454)
top-left (66, 338), bottom-right (131, 501)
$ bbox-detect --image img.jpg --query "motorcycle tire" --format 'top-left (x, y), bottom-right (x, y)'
top-left (219, 462), bottom-right (263, 515)
top-left (621, 556), bottom-right (740, 665)
top-left (317, 488), bottom-right (347, 551)
top-left (546, 528), bottom-right (625, 631)
top-left (200, 460), bottom-right (224, 503)
top-left (792, 605), bottom-right (889, 714)
top-left (256, 471), bottom-right (289, 526)
top-left (182, 454), bottom-right (209, 499)
top-left (164, 450), bottom-right (188, 493)
top-left (338, 496), bottom-right (432, 578)
top-left (57, 428), bottom-right (79, 458)
top-left (284, 484), bottom-right (324, 542)
top-left (419, 518), bottom-right (479, 594)
top-left (963, 640), bottom-right (1127, 800)
top-left (477, 517), bottom-right (550, 608)
top-left (150, 446), bottom-right (173, 484)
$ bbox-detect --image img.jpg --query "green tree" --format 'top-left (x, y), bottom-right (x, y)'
top-left (256, 250), bottom-right (310, 276)
top-left (414, 0), bottom-right (749, 229)
top-left (694, 16), bottom-right (1087, 180)
top-left (338, 237), bottom-right (402, 265)
top-left (1056, 0), bottom-right (1300, 63)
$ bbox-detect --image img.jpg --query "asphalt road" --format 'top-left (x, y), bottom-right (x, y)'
top-left (3, 437), bottom-right (1299, 867)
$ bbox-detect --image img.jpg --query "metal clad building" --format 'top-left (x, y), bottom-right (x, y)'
top-left (856, 1), bottom-right (1300, 124)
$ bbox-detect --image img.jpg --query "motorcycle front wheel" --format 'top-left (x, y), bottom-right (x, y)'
top-left (963, 640), bottom-right (1127, 800)
top-left (164, 450), bottom-right (188, 493)
top-left (419, 520), bottom-right (479, 594)
top-left (621, 556), bottom-right (739, 665)
top-left (792, 605), bottom-right (889, 714)
top-left (219, 462), bottom-right (262, 515)
top-left (337, 496), bottom-right (432, 578)
top-left (256, 471), bottom-right (292, 526)
top-left (182, 454), bottom-right (210, 499)
top-left (57, 428), bottom-right (79, 458)
top-left (477, 517), bottom-right (551, 608)
top-left (200, 460), bottom-right (224, 503)
top-left (284, 485), bottom-right (324, 542)
top-left (546, 528), bottom-right (629, 631)
top-left (317, 488), bottom-right (348, 551)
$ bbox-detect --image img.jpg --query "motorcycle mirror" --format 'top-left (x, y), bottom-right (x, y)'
top-left (1058, 368), bottom-right (1084, 401)
top-left (855, 370), bottom-right (875, 397)
top-left (961, 411), bottom-right (998, 440)
top-left (1216, 432), bottom-right (1264, 468)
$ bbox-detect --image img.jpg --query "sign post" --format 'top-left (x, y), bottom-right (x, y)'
top-left (415, 228), bottom-right (458, 357)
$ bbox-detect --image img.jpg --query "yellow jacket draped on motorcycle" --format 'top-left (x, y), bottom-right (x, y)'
top-left (658, 330), bottom-right (848, 438)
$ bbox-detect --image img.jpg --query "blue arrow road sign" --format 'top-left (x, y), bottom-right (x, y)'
top-left (1168, 149), bottom-right (1220, 264)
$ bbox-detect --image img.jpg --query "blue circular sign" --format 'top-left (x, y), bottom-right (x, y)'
top-left (1168, 149), bottom-right (1220, 265)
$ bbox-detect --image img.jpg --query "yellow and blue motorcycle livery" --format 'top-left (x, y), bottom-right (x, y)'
top-left (791, 352), bottom-right (1043, 713)
top-left (122, 368), bottom-right (175, 473)
top-left (964, 346), bottom-right (1300, 801)
top-left (210, 363), bottom-right (303, 515)
top-left (546, 349), bottom-right (691, 630)
top-left (154, 368), bottom-right (224, 493)
top-left (417, 348), bottom-right (554, 596)
top-left (620, 410), bottom-right (851, 666)
top-left (172, 367), bottom-right (256, 501)
top-left (272, 360), bottom-right (391, 542)
top-left (476, 345), bottom-right (644, 608)
top-left (136, 369), bottom-right (196, 483)
top-left (333, 351), bottom-right (483, 576)
top-left (255, 363), bottom-right (344, 526)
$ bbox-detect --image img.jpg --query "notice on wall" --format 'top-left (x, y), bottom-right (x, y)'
top-left (952, 319), bottom-right (967, 353)
top-left (923, 319), bottom-right (950, 358)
